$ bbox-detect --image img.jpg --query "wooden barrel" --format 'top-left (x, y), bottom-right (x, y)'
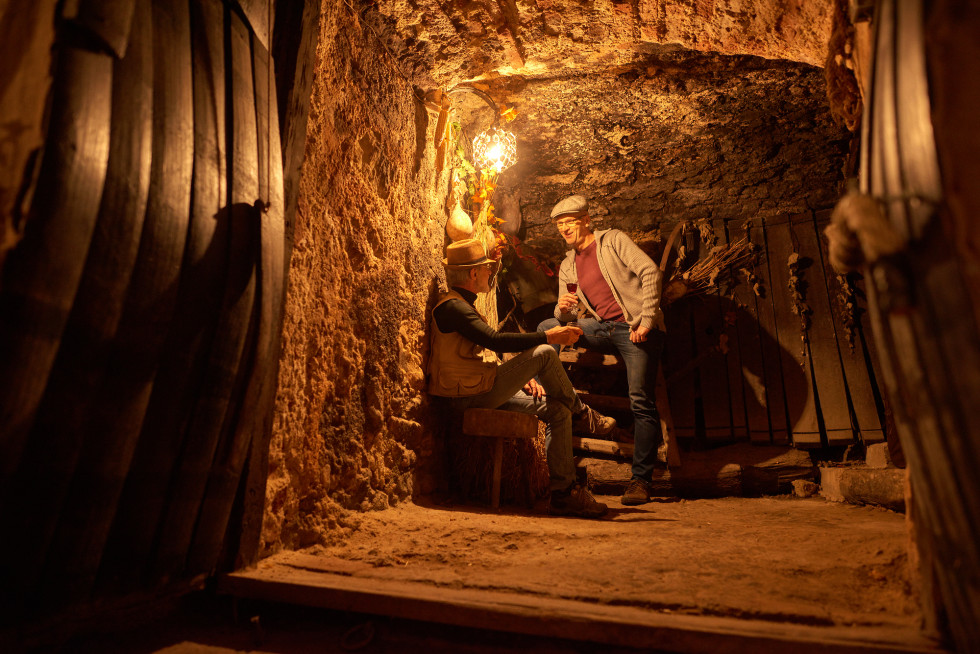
top-left (860, 0), bottom-right (980, 649)
top-left (0, 0), bottom-right (285, 620)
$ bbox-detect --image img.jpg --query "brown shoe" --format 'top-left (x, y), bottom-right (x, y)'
top-left (573, 405), bottom-right (616, 435)
top-left (621, 477), bottom-right (654, 505)
top-left (549, 483), bottom-right (608, 518)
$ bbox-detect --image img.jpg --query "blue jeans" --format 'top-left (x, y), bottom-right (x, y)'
top-left (539, 317), bottom-right (665, 481)
top-left (446, 344), bottom-right (584, 491)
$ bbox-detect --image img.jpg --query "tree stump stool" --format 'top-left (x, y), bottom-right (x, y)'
top-left (461, 408), bottom-right (538, 509)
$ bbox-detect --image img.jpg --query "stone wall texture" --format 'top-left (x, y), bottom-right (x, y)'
top-left (262, 2), bottom-right (450, 553)
top-left (369, 0), bottom-right (834, 87)
top-left (263, 0), bottom-right (851, 553)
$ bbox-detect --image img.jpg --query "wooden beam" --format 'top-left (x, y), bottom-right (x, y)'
top-left (219, 557), bottom-right (941, 654)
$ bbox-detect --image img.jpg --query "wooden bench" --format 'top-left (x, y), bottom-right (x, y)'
top-left (461, 408), bottom-right (538, 509)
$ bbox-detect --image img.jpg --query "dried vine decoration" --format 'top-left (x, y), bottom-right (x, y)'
top-left (825, 0), bottom-right (863, 131)
top-left (787, 252), bottom-right (813, 359)
top-left (693, 218), bottom-right (718, 249)
top-left (834, 272), bottom-right (859, 352)
top-left (663, 233), bottom-right (760, 305)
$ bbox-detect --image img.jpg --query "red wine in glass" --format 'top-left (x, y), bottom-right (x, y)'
top-left (563, 283), bottom-right (580, 345)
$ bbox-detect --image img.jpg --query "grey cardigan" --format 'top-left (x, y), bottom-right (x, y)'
top-left (554, 229), bottom-right (666, 332)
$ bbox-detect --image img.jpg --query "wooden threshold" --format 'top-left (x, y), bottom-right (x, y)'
top-left (218, 557), bottom-right (943, 654)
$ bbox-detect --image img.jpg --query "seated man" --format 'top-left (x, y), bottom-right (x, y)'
top-left (538, 194), bottom-right (667, 507)
top-left (429, 238), bottom-right (615, 518)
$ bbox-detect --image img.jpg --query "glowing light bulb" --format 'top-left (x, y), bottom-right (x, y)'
top-left (473, 126), bottom-right (517, 174)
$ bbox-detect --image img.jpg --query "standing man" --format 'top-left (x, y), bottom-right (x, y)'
top-left (538, 195), bottom-right (666, 506)
top-left (429, 238), bottom-right (615, 518)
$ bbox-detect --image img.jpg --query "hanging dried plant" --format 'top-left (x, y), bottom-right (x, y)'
top-left (834, 272), bottom-right (858, 351)
top-left (693, 218), bottom-right (718, 248)
top-left (663, 236), bottom-right (759, 305)
top-left (787, 252), bottom-right (812, 359)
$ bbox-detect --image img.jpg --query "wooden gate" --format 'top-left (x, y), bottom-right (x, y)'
top-left (0, 0), bottom-right (285, 622)
top-left (663, 213), bottom-right (886, 451)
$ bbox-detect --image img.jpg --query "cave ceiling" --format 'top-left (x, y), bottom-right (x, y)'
top-left (354, 0), bottom-right (850, 257)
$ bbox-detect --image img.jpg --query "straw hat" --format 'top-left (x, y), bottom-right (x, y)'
top-left (443, 238), bottom-right (498, 273)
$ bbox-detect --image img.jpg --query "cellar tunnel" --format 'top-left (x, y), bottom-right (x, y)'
top-left (1, 0), bottom-right (978, 652)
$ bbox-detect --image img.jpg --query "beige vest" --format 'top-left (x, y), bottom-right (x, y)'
top-left (428, 291), bottom-right (499, 397)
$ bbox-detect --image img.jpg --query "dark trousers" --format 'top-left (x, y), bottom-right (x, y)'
top-left (539, 317), bottom-right (665, 481)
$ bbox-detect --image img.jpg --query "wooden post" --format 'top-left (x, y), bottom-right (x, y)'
top-left (461, 408), bottom-right (537, 509)
top-left (491, 440), bottom-right (504, 509)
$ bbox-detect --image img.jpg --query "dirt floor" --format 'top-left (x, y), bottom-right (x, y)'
top-left (303, 493), bottom-right (920, 629)
top-left (55, 493), bottom-right (931, 654)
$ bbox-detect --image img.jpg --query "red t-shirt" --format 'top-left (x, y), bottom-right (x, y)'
top-left (576, 241), bottom-right (625, 322)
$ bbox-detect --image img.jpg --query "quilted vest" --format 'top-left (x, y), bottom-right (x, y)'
top-left (427, 291), bottom-right (499, 397)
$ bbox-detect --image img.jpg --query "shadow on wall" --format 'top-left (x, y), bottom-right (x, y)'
top-left (664, 292), bottom-right (809, 449)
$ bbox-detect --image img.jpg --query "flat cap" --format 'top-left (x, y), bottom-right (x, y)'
top-left (550, 194), bottom-right (588, 219)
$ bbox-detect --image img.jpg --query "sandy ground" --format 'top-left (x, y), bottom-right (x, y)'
top-left (303, 493), bottom-right (920, 629)
top-left (55, 494), bottom-right (926, 654)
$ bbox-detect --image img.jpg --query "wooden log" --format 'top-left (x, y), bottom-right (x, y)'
top-left (575, 392), bottom-right (630, 413)
top-left (28, 0), bottom-right (154, 606)
top-left (792, 213), bottom-right (853, 446)
top-left (572, 437), bottom-right (633, 458)
top-left (746, 218), bottom-right (791, 444)
top-left (147, 0), bottom-right (257, 583)
top-left (62, 0), bottom-right (137, 58)
top-left (189, 31), bottom-right (289, 575)
top-left (93, 0), bottom-right (195, 595)
top-left (818, 467), bottom-right (905, 513)
top-left (765, 218), bottom-right (820, 447)
top-left (559, 349), bottom-right (624, 370)
top-left (586, 442), bottom-right (813, 498)
top-left (0, 42), bottom-right (112, 517)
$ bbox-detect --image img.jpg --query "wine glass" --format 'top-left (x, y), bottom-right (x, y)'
top-left (565, 282), bottom-right (581, 322)
top-left (562, 282), bottom-right (580, 352)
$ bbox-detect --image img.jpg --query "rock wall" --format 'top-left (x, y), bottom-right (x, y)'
top-left (491, 51), bottom-right (851, 257)
top-left (262, 2), bottom-right (449, 553)
top-left (262, 0), bottom-right (850, 555)
top-left (368, 0), bottom-right (834, 87)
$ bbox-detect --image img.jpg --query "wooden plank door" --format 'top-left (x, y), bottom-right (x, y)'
top-left (747, 218), bottom-right (791, 444)
top-left (663, 227), bottom-right (698, 441)
top-left (764, 218), bottom-right (819, 447)
top-left (792, 212), bottom-right (853, 446)
top-left (814, 211), bottom-right (884, 444)
top-left (715, 219), bottom-right (748, 441)
top-left (690, 224), bottom-right (733, 443)
top-left (727, 220), bottom-right (771, 444)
